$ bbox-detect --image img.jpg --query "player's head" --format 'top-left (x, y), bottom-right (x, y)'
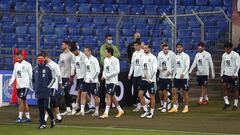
top-left (105, 46), bottom-right (114, 58)
top-left (16, 50), bottom-right (24, 62)
top-left (224, 42), bottom-right (233, 54)
top-left (37, 52), bottom-right (45, 65)
top-left (176, 43), bottom-right (184, 53)
top-left (134, 41), bottom-right (142, 51)
top-left (162, 44), bottom-right (169, 54)
top-left (84, 46), bottom-right (92, 57)
top-left (197, 42), bottom-right (205, 52)
top-left (143, 44), bottom-right (152, 54)
top-left (40, 51), bottom-right (50, 62)
top-left (105, 34), bottom-right (113, 45)
top-left (160, 41), bottom-right (168, 49)
top-left (70, 41), bottom-right (79, 56)
top-left (133, 32), bottom-right (141, 41)
top-left (62, 40), bottom-right (70, 50)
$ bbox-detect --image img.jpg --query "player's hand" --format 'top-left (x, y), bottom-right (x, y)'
top-left (101, 76), bottom-right (105, 80)
top-left (180, 74), bottom-right (184, 79)
top-left (60, 84), bottom-right (64, 89)
top-left (232, 76), bottom-right (237, 80)
top-left (166, 71), bottom-right (171, 76)
top-left (128, 76), bottom-right (131, 80)
top-left (148, 80), bottom-right (152, 83)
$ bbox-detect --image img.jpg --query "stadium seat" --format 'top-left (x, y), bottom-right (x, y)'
top-left (14, 3), bottom-right (26, 11)
top-left (52, 4), bottom-right (65, 12)
top-left (102, 0), bottom-right (114, 4)
top-left (78, 4), bottom-right (91, 14)
top-left (130, 5), bottom-right (144, 15)
top-left (122, 29), bottom-right (135, 36)
top-left (81, 27), bottom-right (94, 35)
top-left (117, 4), bottom-right (131, 14)
top-left (115, 0), bottom-right (128, 4)
top-left (223, 0), bottom-right (232, 7)
top-left (128, 0), bottom-right (142, 4)
top-left (209, 0), bottom-right (222, 6)
top-left (195, 0), bottom-right (208, 6)
top-left (91, 4), bottom-right (104, 13)
top-left (2, 25), bottom-right (15, 33)
top-left (181, 0), bottom-right (195, 6)
top-left (144, 5), bottom-right (157, 15)
top-left (0, 1), bottom-right (10, 11)
top-left (93, 17), bottom-right (106, 25)
top-left (104, 4), bottom-right (117, 13)
top-left (65, 5), bottom-right (77, 13)
top-left (155, 0), bottom-right (169, 5)
top-left (66, 17), bottom-right (78, 23)
top-left (16, 26), bottom-right (28, 35)
top-left (142, 0), bottom-right (153, 4)
top-left (55, 26), bottom-right (68, 37)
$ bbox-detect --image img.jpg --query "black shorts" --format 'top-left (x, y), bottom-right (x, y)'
top-left (50, 88), bottom-right (59, 108)
top-left (197, 75), bottom-right (208, 86)
top-left (106, 83), bottom-right (118, 96)
top-left (140, 80), bottom-right (156, 94)
top-left (83, 82), bottom-right (99, 96)
top-left (173, 79), bottom-right (189, 91)
top-left (17, 88), bottom-right (29, 100)
top-left (76, 78), bottom-right (84, 91)
top-left (222, 75), bottom-right (238, 86)
top-left (132, 76), bottom-right (142, 91)
top-left (158, 78), bottom-right (172, 91)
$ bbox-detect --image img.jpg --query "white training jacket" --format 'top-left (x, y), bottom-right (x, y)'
top-left (59, 50), bottom-right (75, 78)
top-left (189, 50), bottom-right (215, 78)
top-left (75, 51), bottom-right (86, 79)
top-left (221, 51), bottom-right (240, 77)
top-left (174, 52), bottom-right (190, 79)
top-left (9, 60), bottom-right (32, 89)
top-left (102, 56), bottom-right (120, 85)
top-left (140, 52), bottom-right (158, 82)
top-left (157, 50), bottom-right (176, 79)
top-left (84, 55), bottom-right (100, 83)
top-left (48, 60), bottom-right (62, 90)
top-left (128, 49), bottom-right (144, 77)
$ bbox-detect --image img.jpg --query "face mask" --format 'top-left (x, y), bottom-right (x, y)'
top-left (106, 39), bottom-right (113, 44)
top-left (37, 57), bottom-right (45, 65)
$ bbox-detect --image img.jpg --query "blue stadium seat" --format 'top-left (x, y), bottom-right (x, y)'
top-left (90, 0), bottom-right (102, 4)
top-left (102, 0), bottom-right (114, 4)
top-left (79, 16), bottom-right (93, 22)
top-left (115, 0), bottom-right (128, 4)
top-left (189, 21), bottom-right (200, 28)
top-left (93, 17), bottom-right (106, 24)
top-left (178, 29), bottom-right (191, 37)
top-left (16, 26), bottom-right (28, 35)
top-left (2, 15), bottom-right (14, 22)
top-left (144, 5), bottom-right (157, 15)
top-left (117, 4), bottom-right (130, 14)
top-left (122, 29), bottom-right (134, 36)
top-left (40, 3), bottom-right (52, 12)
top-left (55, 26), bottom-right (68, 37)
top-left (52, 4), bottom-right (65, 12)
top-left (104, 4), bottom-right (117, 13)
top-left (68, 26), bottom-right (79, 35)
top-left (181, 0), bottom-right (195, 6)
top-left (0, 1), bottom-right (10, 11)
top-left (2, 25), bottom-right (14, 33)
top-left (91, 4), bottom-right (104, 13)
top-left (81, 27), bottom-right (94, 35)
top-left (66, 17), bottom-right (78, 23)
top-left (195, 0), bottom-right (208, 6)
top-left (96, 28), bottom-right (108, 36)
top-left (209, 0), bottom-right (222, 6)
top-left (65, 5), bottom-right (77, 13)
top-left (223, 0), bottom-right (232, 7)
top-left (78, 4), bottom-right (91, 14)
top-left (128, 0), bottom-right (142, 4)
top-left (54, 17), bottom-right (66, 23)
top-left (130, 5), bottom-right (144, 14)
top-left (136, 29), bottom-right (150, 37)
top-left (15, 16), bottom-right (27, 22)
top-left (14, 3), bottom-right (26, 11)
top-left (108, 28), bottom-right (116, 35)
top-left (142, 0), bottom-right (153, 4)
top-left (169, 0), bottom-right (180, 5)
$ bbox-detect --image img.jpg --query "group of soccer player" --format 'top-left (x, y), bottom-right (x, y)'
top-left (8, 36), bottom-right (240, 128)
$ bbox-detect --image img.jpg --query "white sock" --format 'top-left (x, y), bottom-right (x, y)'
top-left (199, 97), bottom-right (203, 102)
top-left (234, 99), bottom-right (238, 106)
top-left (142, 105), bottom-right (148, 112)
top-left (160, 100), bottom-right (164, 106)
top-left (95, 106), bottom-right (99, 113)
top-left (88, 102), bottom-right (93, 108)
top-left (173, 104), bottom-right (178, 110)
top-left (150, 108), bottom-right (154, 114)
top-left (163, 102), bottom-right (167, 108)
top-left (25, 112), bottom-right (30, 119)
top-left (116, 105), bottom-right (123, 112)
top-left (56, 113), bottom-right (62, 120)
top-left (66, 107), bottom-right (71, 112)
top-left (44, 114), bottom-right (48, 122)
top-left (223, 96), bottom-right (230, 105)
top-left (184, 105), bottom-right (188, 109)
top-left (137, 103), bottom-right (142, 108)
top-left (18, 112), bottom-right (23, 119)
top-left (167, 98), bottom-right (171, 103)
top-left (204, 95), bottom-right (209, 101)
top-left (80, 105), bottom-right (85, 113)
top-left (104, 105), bottom-right (110, 115)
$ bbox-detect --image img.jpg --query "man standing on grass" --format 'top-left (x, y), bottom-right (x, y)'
top-left (100, 47), bottom-right (124, 119)
top-left (168, 43), bottom-right (190, 113)
top-left (221, 42), bottom-right (240, 111)
top-left (9, 50), bottom-right (32, 123)
top-left (139, 44), bottom-right (157, 119)
top-left (78, 46), bottom-right (100, 117)
top-left (33, 53), bottom-right (55, 129)
top-left (189, 42), bottom-right (215, 105)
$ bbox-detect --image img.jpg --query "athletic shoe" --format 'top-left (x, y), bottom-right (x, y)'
top-left (168, 108), bottom-right (178, 113)
top-left (91, 112), bottom-right (99, 117)
top-left (232, 105), bottom-right (238, 111)
top-left (71, 109), bottom-right (77, 115)
top-left (115, 111), bottom-right (124, 118)
top-left (15, 118), bottom-right (22, 123)
top-left (197, 100), bottom-right (202, 105)
top-left (61, 110), bottom-right (71, 116)
top-left (182, 108), bottom-right (189, 113)
top-left (222, 104), bottom-right (230, 110)
top-left (100, 113), bottom-right (108, 119)
top-left (51, 120), bottom-right (55, 128)
top-left (202, 100), bottom-right (209, 105)
top-left (167, 103), bottom-right (172, 110)
top-left (146, 113), bottom-right (154, 119)
top-left (161, 108), bottom-right (167, 113)
top-left (85, 108), bottom-right (95, 114)
top-left (22, 118), bottom-right (31, 123)
top-left (132, 106), bottom-right (141, 112)
top-left (76, 112), bottom-right (85, 116)
top-left (55, 119), bottom-right (62, 123)
top-left (38, 124), bottom-right (46, 129)
top-left (157, 107), bottom-right (163, 111)
top-left (140, 112), bottom-right (150, 118)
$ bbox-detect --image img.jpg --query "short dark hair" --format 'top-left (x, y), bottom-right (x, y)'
top-left (16, 50), bottom-right (23, 56)
top-left (162, 44), bottom-right (168, 48)
top-left (84, 46), bottom-right (92, 52)
top-left (62, 40), bottom-right (70, 45)
top-left (145, 44), bottom-right (152, 49)
top-left (105, 34), bottom-right (112, 38)
top-left (224, 42), bottom-right (233, 48)
top-left (70, 41), bottom-right (78, 52)
top-left (37, 52), bottom-right (44, 57)
top-left (134, 41), bottom-right (141, 45)
top-left (105, 47), bottom-right (114, 56)
top-left (176, 43), bottom-right (183, 47)
top-left (197, 42), bottom-right (205, 47)
top-left (41, 51), bottom-right (49, 58)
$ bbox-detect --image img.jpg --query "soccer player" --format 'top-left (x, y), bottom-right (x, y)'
top-left (157, 43), bottom-right (176, 113)
top-left (100, 47), bottom-right (124, 119)
top-left (168, 43), bottom-right (190, 113)
top-left (189, 42), bottom-right (215, 105)
top-left (128, 41), bottom-right (144, 112)
top-left (32, 53), bottom-right (55, 129)
top-left (221, 42), bottom-right (240, 111)
top-left (9, 50), bottom-right (32, 123)
top-left (59, 41), bottom-right (75, 115)
top-left (42, 52), bottom-right (63, 123)
top-left (139, 44), bottom-right (157, 119)
top-left (78, 46), bottom-right (100, 116)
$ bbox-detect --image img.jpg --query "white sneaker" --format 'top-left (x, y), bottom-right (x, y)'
top-left (61, 110), bottom-right (71, 116)
top-left (146, 113), bottom-right (154, 119)
top-left (167, 103), bottom-right (172, 110)
top-left (157, 107), bottom-right (163, 111)
top-left (71, 109), bottom-right (77, 115)
top-left (140, 112), bottom-right (150, 118)
top-left (76, 112), bottom-right (85, 116)
top-left (161, 108), bottom-right (167, 113)
top-left (132, 106), bottom-right (141, 112)
top-left (91, 112), bottom-right (99, 117)
top-left (85, 108), bottom-right (95, 114)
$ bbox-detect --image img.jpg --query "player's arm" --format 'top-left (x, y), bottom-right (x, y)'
top-left (101, 59), bottom-right (106, 80)
top-left (157, 53), bottom-right (162, 71)
top-left (182, 55), bottom-right (190, 77)
top-left (100, 45), bottom-right (105, 65)
top-left (9, 64), bottom-right (16, 87)
top-left (220, 54), bottom-right (225, 77)
top-left (233, 54), bottom-right (240, 77)
top-left (70, 54), bottom-right (75, 77)
top-left (128, 54), bottom-right (134, 78)
top-left (92, 59), bottom-right (100, 80)
top-left (189, 54), bottom-right (197, 74)
top-left (208, 53), bottom-right (215, 79)
top-left (149, 56), bottom-right (158, 82)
